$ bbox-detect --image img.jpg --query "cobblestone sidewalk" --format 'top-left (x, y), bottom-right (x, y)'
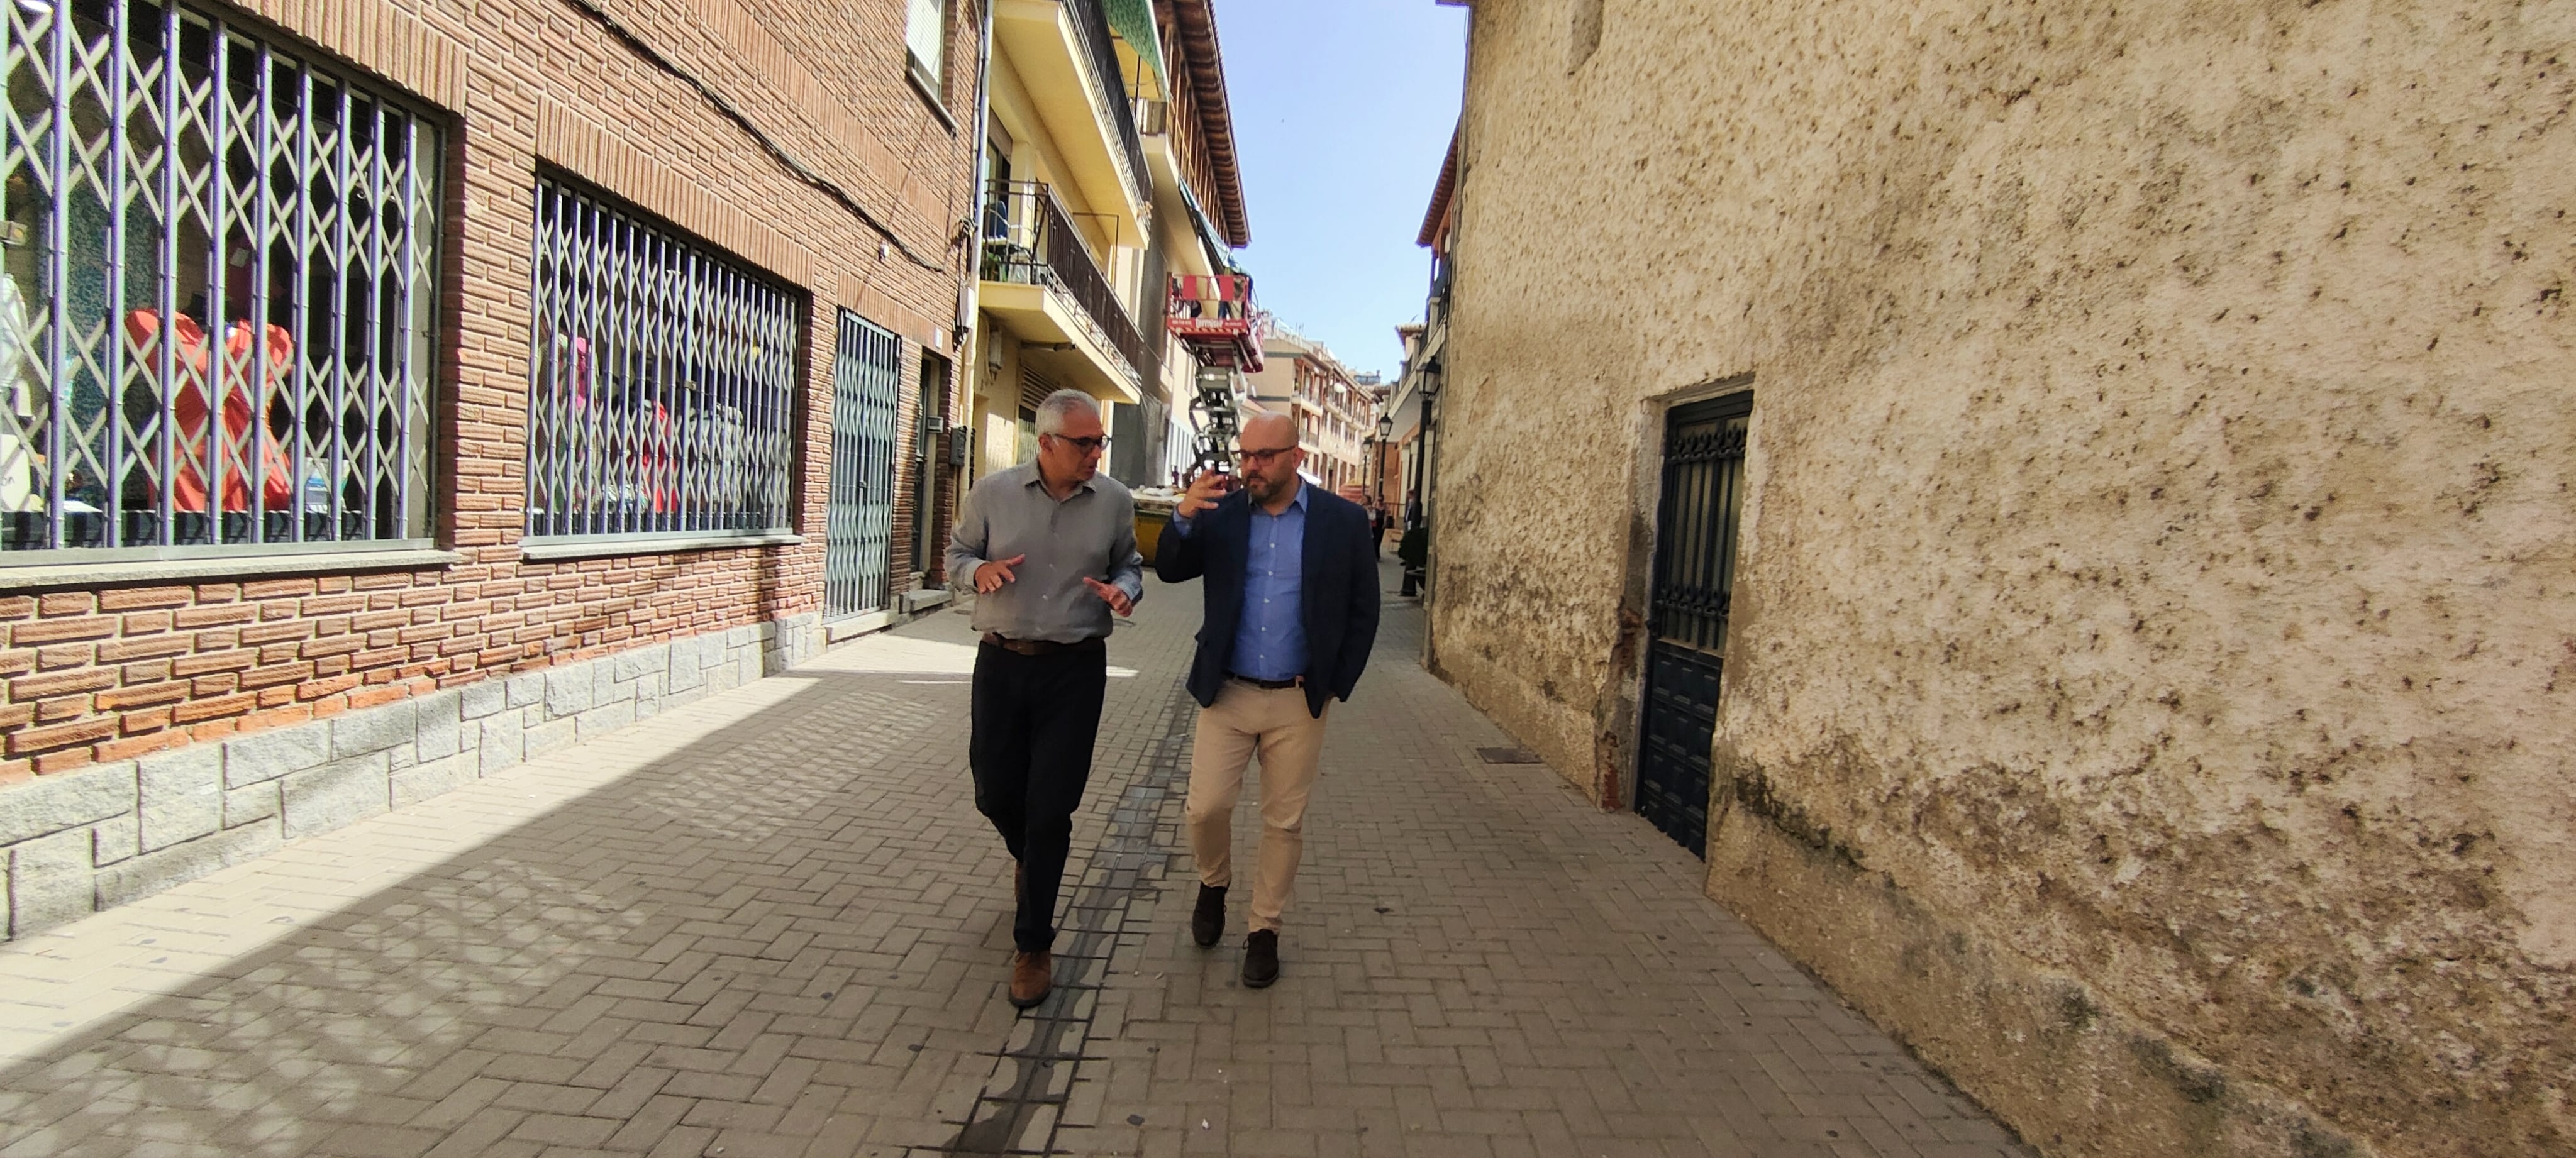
top-left (0, 563), bottom-right (2028, 1158)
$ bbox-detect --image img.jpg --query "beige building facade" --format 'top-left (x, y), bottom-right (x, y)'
top-left (963, 0), bottom-right (1250, 490)
top-left (1428, 3), bottom-right (2572, 1157)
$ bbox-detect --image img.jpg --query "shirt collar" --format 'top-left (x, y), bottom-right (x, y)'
top-left (1020, 462), bottom-right (1094, 498)
top-left (1254, 480), bottom-right (1309, 516)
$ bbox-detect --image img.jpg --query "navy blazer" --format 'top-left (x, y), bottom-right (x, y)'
top-left (1155, 484), bottom-right (1382, 718)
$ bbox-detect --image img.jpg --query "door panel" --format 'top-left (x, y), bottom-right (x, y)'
top-left (826, 312), bottom-right (902, 620)
top-left (1635, 392), bottom-right (1752, 855)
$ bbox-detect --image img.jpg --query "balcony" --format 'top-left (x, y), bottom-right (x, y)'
top-left (981, 181), bottom-right (1148, 404)
top-left (1168, 273), bottom-right (1263, 372)
top-left (995, 0), bottom-right (1152, 238)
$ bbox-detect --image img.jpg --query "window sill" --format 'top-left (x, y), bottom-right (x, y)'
top-left (0, 547), bottom-right (464, 592)
top-left (518, 531), bottom-right (805, 561)
top-left (907, 58), bottom-right (957, 134)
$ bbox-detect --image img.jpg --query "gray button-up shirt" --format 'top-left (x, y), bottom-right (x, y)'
top-left (946, 462), bottom-right (1145, 644)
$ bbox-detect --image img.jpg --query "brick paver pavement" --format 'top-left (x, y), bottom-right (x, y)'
top-left (0, 563), bottom-right (2029, 1158)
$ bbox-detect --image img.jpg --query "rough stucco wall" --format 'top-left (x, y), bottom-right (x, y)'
top-left (1433, 1), bottom-right (2573, 1155)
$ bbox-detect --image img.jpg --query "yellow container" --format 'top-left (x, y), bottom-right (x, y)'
top-left (1134, 505), bottom-right (1172, 565)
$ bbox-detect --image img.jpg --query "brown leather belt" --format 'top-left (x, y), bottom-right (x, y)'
top-left (981, 632), bottom-right (1102, 656)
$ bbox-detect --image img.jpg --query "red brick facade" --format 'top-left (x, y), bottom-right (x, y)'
top-left (1, 0), bottom-right (979, 785)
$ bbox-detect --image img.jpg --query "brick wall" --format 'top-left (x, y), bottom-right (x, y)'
top-left (3, 0), bottom-right (975, 790)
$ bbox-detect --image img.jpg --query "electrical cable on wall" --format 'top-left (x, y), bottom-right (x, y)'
top-left (558, 0), bottom-right (954, 274)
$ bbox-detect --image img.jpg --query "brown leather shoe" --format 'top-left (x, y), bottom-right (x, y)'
top-left (1008, 950), bottom-right (1052, 1008)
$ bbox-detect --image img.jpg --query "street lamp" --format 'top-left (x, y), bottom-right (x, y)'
top-left (1372, 413), bottom-right (1395, 507)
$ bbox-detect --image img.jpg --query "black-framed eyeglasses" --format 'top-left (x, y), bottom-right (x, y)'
top-left (1237, 446), bottom-right (1296, 466)
top-left (1046, 434), bottom-right (1108, 453)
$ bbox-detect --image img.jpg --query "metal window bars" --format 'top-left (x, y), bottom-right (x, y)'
top-left (1, 0), bottom-right (441, 556)
top-left (1650, 399), bottom-right (1752, 655)
top-left (526, 178), bottom-right (799, 542)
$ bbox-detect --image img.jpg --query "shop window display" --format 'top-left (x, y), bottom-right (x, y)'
top-left (1, 0), bottom-right (440, 556)
top-left (525, 177), bottom-right (799, 541)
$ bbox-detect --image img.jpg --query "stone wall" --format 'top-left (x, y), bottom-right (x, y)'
top-left (1431, 1), bottom-right (2573, 1155)
top-left (3, 615), bottom-right (818, 938)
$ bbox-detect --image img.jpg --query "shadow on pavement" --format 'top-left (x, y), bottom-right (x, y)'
top-left (0, 613), bottom-right (1092, 1158)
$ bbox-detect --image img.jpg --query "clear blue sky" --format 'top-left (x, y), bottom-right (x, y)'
top-left (1210, 0), bottom-right (1468, 381)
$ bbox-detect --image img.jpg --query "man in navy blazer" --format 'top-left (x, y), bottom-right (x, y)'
top-left (1157, 414), bottom-right (1380, 987)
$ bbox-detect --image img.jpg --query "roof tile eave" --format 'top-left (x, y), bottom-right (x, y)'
top-left (1163, 0), bottom-right (1251, 246)
top-left (1416, 121), bottom-right (1462, 248)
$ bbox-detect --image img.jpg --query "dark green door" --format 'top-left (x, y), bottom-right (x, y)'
top-left (1635, 392), bottom-right (1752, 855)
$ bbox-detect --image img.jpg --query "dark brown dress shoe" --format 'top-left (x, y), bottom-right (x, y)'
top-left (1009, 951), bottom-right (1052, 1008)
top-left (1192, 884), bottom-right (1226, 948)
top-left (1242, 930), bottom-right (1279, 988)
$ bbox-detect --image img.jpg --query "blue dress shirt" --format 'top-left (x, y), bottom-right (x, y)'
top-left (1173, 483), bottom-right (1309, 680)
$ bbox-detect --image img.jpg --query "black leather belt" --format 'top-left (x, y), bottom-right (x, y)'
top-left (982, 632), bottom-right (1102, 656)
top-left (1229, 673), bottom-right (1301, 690)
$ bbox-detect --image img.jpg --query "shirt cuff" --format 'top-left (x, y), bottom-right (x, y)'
top-left (1170, 513), bottom-right (1194, 538)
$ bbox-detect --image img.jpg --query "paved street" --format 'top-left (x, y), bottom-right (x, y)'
top-left (0, 562), bottom-right (2026, 1158)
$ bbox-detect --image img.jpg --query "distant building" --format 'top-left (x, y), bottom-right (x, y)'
top-left (963, 0), bottom-right (1253, 492)
top-left (1246, 326), bottom-right (1372, 494)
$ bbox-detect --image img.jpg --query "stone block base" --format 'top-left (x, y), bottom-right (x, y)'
top-left (1, 613), bottom-right (821, 939)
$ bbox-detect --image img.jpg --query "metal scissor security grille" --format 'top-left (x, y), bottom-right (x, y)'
top-left (1, 0), bottom-right (441, 556)
top-left (526, 179), bottom-right (798, 541)
top-left (823, 311), bottom-right (900, 620)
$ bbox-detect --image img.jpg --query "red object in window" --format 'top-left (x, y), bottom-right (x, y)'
top-left (125, 310), bottom-right (297, 513)
top-left (564, 336), bottom-right (677, 513)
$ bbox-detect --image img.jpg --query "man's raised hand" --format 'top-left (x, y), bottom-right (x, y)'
top-left (975, 554), bottom-right (1026, 594)
top-left (1178, 470), bottom-right (1235, 521)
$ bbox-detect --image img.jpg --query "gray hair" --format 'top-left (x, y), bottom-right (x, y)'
top-left (1033, 389), bottom-right (1101, 436)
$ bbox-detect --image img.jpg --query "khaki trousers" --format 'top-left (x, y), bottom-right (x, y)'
top-left (1186, 680), bottom-right (1331, 934)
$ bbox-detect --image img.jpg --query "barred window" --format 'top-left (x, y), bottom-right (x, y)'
top-left (526, 178), bottom-right (800, 544)
top-left (1, 0), bottom-right (442, 558)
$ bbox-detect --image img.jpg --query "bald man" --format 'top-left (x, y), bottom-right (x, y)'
top-left (1155, 414), bottom-right (1382, 987)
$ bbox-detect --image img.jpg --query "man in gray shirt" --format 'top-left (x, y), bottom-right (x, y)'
top-left (945, 389), bottom-right (1143, 1009)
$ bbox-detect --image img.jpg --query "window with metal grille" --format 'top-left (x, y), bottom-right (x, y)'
top-left (1, 0), bottom-right (443, 558)
top-left (526, 178), bottom-right (801, 544)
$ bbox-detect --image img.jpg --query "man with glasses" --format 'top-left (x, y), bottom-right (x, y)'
top-left (1157, 413), bottom-right (1382, 987)
top-left (947, 389), bottom-right (1143, 1009)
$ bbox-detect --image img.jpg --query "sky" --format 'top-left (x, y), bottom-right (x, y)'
top-left (1208, 0), bottom-right (1468, 382)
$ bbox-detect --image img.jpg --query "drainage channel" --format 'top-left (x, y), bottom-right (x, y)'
top-left (916, 680), bottom-right (1198, 1157)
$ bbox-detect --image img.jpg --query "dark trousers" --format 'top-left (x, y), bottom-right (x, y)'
top-left (969, 638), bottom-right (1108, 953)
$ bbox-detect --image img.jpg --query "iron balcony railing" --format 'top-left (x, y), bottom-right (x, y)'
top-left (981, 180), bottom-right (1148, 394)
top-left (1059, 0), bottom-right (1152, 209)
